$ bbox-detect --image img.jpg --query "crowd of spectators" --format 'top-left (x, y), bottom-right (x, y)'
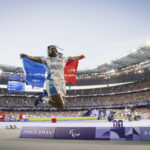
top-left (0, 88), bottom-right (150, 109)
top-left (66, 90), bottom-right (150, 107)
top-left (0, 97), bottom-right (35, 106)
top-left (73, 67), bottom-right (150, 86)
top-left (67, 80), bottom-right (150, 95)
top-left (0, 79), bottom-right (150, 113)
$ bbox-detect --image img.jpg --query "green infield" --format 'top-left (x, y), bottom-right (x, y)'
top-left (29, 116), bottom-right (98, 121)
top-left (28, 116), bottom-right (126, 122)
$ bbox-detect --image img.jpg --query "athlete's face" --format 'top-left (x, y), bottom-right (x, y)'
top-left (48, 46), bottom-right (58, 57)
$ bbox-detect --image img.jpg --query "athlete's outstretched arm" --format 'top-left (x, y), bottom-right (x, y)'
top-left (20, 54), bottom-right (42, 63)
top-left (67, 55), bottom-right (85, 62)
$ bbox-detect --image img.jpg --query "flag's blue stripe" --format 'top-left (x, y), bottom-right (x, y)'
top-left (22, 57), bottom-right (46, 87)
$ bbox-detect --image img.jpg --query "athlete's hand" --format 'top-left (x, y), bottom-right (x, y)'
top-left (80, 55), bottom-right (85, 58)
top-left (20, 53), bottom-right (27, 58)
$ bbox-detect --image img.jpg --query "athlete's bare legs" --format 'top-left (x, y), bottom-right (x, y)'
top-left (47, 94), bottom-right (65, 110)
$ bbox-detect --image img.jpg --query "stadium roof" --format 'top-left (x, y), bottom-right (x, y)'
top-left (77, 43), bottom-right (150, 74)
top-left (0, 64), bottom-right (23, 73)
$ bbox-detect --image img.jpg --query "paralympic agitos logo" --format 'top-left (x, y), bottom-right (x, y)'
top-left (69, 129), bottom-right (80, 138)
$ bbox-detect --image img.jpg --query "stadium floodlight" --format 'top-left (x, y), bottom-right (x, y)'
top-left (107, 60), bottom-right (112, 65)
top-left (131, 48), bottom-right (137, 53)
top-left (0, 69), bottom-right (3, 74)
top-left (106, 69), bottom-right (115, 74)
top-left (145, 40), bottom-right (150, 47)
top-left (110, 69), bottom-right (115, 73)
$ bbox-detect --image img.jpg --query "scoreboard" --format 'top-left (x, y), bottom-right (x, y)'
top-left (7, 81), bottom-right (25, 91)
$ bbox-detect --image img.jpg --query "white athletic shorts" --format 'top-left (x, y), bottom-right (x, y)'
top-left (45, 79), bottom-right (66, 97)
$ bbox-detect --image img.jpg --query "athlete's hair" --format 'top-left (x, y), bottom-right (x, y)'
top-left (47, 45), bottom-right (57, 52)
top-left (47, 45), bottom-right (63, 58)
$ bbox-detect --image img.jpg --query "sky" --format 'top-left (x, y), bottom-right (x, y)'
top-left (0, 0), bottom-right (150, 70)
